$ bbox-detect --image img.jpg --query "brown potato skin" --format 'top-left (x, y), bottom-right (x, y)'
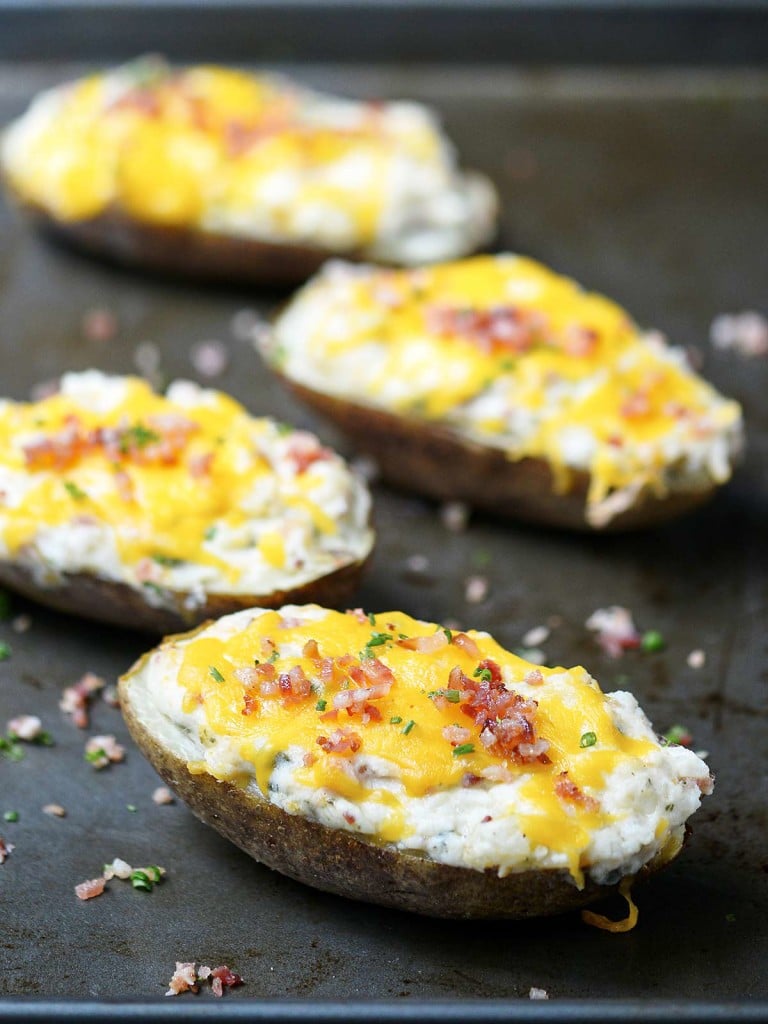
top-left (119, 651), bottom-right (672, 919)
top-left (12, 194), bottom-right (355, 287)
top-left (277, 377), bottom-right (715, 532)
top-left (0, 555), bottom-right (369, 634)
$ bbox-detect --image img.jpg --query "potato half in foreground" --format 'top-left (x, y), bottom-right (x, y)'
top-left (119, 604), bottom-right (712, 919)
top-left (0, 373), bottom-right (373, 632)
top-left (264, 255), bottom-right (743, 530)
top-left (1, 58), bottom-right (497, 284)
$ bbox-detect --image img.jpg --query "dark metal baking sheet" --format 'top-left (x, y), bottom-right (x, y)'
top-left (0, 58), bottom-right (767, 1023)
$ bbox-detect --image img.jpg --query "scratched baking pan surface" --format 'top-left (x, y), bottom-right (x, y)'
top-left (0, 58), bottom-right (767, 1022)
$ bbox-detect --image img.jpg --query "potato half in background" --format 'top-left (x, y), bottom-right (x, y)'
top-left (120, 603), bottom-right (713, 920)
top-left (263, 255), bottom-right (743, 531)
top-left (0, 58), bottom-right (497, 285)
top-left (0, 372), bottom-right (373, 632)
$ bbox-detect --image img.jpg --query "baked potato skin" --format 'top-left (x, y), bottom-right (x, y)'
top-left (119, 658), bottom-right (644, 919)
top-left (0, 555), bottom-right (369, 634)
top-left (11, 191), bottom-right (356, 287)
top-left (278, 376), bottom-right (715, 533)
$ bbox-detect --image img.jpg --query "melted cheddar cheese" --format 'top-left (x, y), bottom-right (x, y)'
top-left (0, 372), bottom-right (372, 600)
top-left (1, 60), bottom-right (495, 261)
top-left (269, 255), bottom-right (743, 523)
top-left (148, 604), bottom-right (712, 886)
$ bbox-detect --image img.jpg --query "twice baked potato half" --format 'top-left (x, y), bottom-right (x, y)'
top-left (0, 373), bottom-right (373, 632)
top-left (263, 256), bottom-right (743, 530)
top-left (1, 59), bottom-right (497, 285)
top-left (119, 604), bottom-right (713, 919)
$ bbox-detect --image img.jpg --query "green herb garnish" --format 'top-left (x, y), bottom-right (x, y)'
top-left (130, 866), bottom-right (164, 892)
top-left (367, 632), bottom-right (392, 648)
top-left (85, 748), bottom-right (107, 764)
top-left (126, 804), bottom-right (137, 813)
top-left (0, 641), bottom-right (11, 661)
top-left (641, 630), bottom-right (665, 653)
top-left (204, 525), bottom-right (218, 541)
top-left (579, 731), bottom-right (597, 748)
top-left (315, 699), bottom-right (327, 712)
top-left (3, 810), bottom-right (19, 822)
top-left (209, 665), bottom-right (225, 683)
top-left (367, 612), bottom-right (377, 626)
top-left (119, 422), bottom-right (161, 454)
top-left (402, 720), bottom-right (416, 735)
top-left (453, 743), bottom-right (475, 757)
top-left (429, 689), bottom-right (461, 704)
top-left (152, 554), bottom-right (184, 568)
top-left (0, 736), bottom-right (24, 761)
top-left (663, 724), bottom-right (691, 746)
top-left (473, 665), bottom-right (492, 683)
top-left (64, 480), bottom-right (87, 501)
top-left (390, 716), bottom-right (403, 725)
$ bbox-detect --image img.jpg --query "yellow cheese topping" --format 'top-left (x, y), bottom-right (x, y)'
top-left (0, 375), bottom-right (340, 585)
top-left (6, 61), bottom-right (442, 243)
top-left (282, 255), bottom-right (741, 505)
top-left (177, 606), bottom-right (657, 884)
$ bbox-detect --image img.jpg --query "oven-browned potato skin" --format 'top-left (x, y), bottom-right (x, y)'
top-left (119, 649), bottom-right (672, 919)
top-left (0, 555), bottom-right (369, 634)
top-left (276, 376), bottom-right (715, 532)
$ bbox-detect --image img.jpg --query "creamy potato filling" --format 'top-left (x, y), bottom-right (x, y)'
top-left (140, 605), bottom-right (712, 886)
top-left (267, 255), bottom-right (743, 522)
top-left (1, 60), bottom-right (496, 262)
top-left (0, 373), bottom-right (372, 600)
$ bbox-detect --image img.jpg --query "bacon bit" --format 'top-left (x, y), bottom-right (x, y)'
top-left (43, 803), bottom-right (66, 817)
top-left (697, 774), bottom-right (715, 796)
top-left (397, 632), bottom-right (448, 653)
top-left (209, 965), bottom-right (243, 998)
top-left (75, 876), bottom-right (106, 901)
top-left (452, 633), bottom-right (481, 659)
top-left (585, 606), bottom-right (641, 658)
top-left (303, 638), bottom-right (320, 660)
top-left (687, 649), bottom-right (706, 669)
top-left (135, 557), bottom-right (160, 583)
top-left (7, 714), bottom-right (43, 741)
top-left (563, 325), bottom-right (598, 358)
top-left (260, 637), bottom-right (277, 660)
top-left (525, 669), bottom-right (544, 686)
top-left (317, 727), bottom-right (362, 756)
top-left (60, 672), bottom-right (106, 729)
top-left (479, 764), bottom-right (515, 783)
top-left (82, 307), bottom-right (118, 343)
top-left (442, 725), bottom-right (471, 746)
top-left (620, 391), bottom-right (652, 419)
top-left (342, 812), bottom-right (356, 826)
top-left (0, 837), bottom-right (14, 864)
top-left (284, 431), bottom-right (333, 474)
top-left (113, 468), bottom-right (135, 502)
top-left (555, 772), bottom-right (599, 812)
top-left (346, 608), bottom-right (368, 624)
top-left (166, 962), bottom-right (199, 997)
top-left (190, 340), bottom-right (229, 379)
top-left (152, 786), bottom-right (174, 806)
top-left (453, 664), bottom-right (550, 765)
top-left (302, 751), bottom-right (317, 768)
top-left (85, 734), bottom-right (125, 770)
top-left (188, 451), bottom-right (215, 478)
top-left (109, 87), bottom-right (161, 117)
top-left (464, 575), bottom-right (489, 604)
top-left (461, 773), bottom-right (483, 788)
top-left (427, 304), bottom-right (549, 356)
top-left (278, 665), bottom-right (313, 704)
top-left (710, 311), bottom-right (768, 357)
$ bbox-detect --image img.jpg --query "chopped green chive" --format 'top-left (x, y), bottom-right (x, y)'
top-left (367, 632), bottom-right (392, 648)
top-left (33, 731), bottom-right (54, 747)
top-left (119, 423), bottom-right (160, 453)
top-left (85, 748), bottom-right (107, 764)
top-left (402, 720), bottom-right (416, 735)
top-left (580, 731), bottom-right (597, 748)
top-left (267, 651), bottom-right (280, 664)
top-left (663, 724), bottom-right (691, 746)
top-left (0, 736), bottom-right (24, 761)
top-left (473, 666), bottom-right (492, 683)
top-left (443, 628), bottom-right (453, 642)
top-left (275, 422), bottom-right (293, 436)
top-left (367, 612), bottom-right (377, 626)
top-left (3, 810), bottom-right (18, 822)
top-left (429, 689), bottom-right (461, 704)
top-left (126, 804), bottom-right (137, 812)
top-left (64, 480), bottom-right (87, 501)
top-left (204, 525), bottom-right (218, 541)
top-left (641, 630), bottom-right (665, 653)
top-left (130, 870), bottom-right (153, 891)
top-left (151, 554), bottom-right (184, 568)
top-left (315, 699), bottom-right (327, 712)
top-left (453, 743), bottom-right (475, 757)
top-left (725, 913), bottom-right (736, 923)
top-left (0, 642), bottom-right (11, 661)
top-left (390, 716), bottom-right (403, 725)
top-left (209, 666), bottom-right (225, 683)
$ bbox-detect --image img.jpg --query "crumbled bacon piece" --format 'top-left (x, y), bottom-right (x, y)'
top-left (284, 431), bottom-right (333, 474)
top-left (209, 965), bottom-right (243, 997)
top-left (563, 325), bottom-right (598, 357)
top-left (585, 606), bottom-right (641, 658)
top-left (555, 772), bottom-right (599, 812)
top-left (43, 803), bottom-right (66, 817)
top-left (461, 773), bottom-right (483, 787)
top-left (426, 304), bottom-right (550, 356)
top-left (345, 608), bottom-right (368, 624)
top-left (442, 725), bottom-right (471, 746)
top-left (60, 672), bottom-right (106, 729)
top-left (75, 876), bottom-right (106, 901)
top-left (236, 663), bottom-right (277, 711)
top-left (452, 633), bottom-right (481, 659)
top-left (259, 637), bottom-right (277, 660)
top-left (620, 391), bottom-right (652, 419)
top-left (85, 734), bottom-right (125, 770)
top-left (278, 665), bottom-right (312, 704)
top-left (317, 727), bottom-right (362, 756)
top-left (0, 837), bottom-right (14, 864)
top-left (113, 468), bottom-right (135, 502)
top-left (152, 786), bottom-right (174, 806)
top-left (82, 307), bottom-right (118, 343)
top-left (166, 962), bottom-right (199, 997)
top-left (7, 714), bottom-right (43, 741)
top-left (302, 638), bottom-right (320, 660)
top-left (525, 669), bottom-right (544, 686)
top-left (188, 451), bottom-right (215, 478)
top-left (397, 631), bottom-right (448, 653)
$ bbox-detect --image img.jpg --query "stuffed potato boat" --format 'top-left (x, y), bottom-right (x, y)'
top-left (119, 603), bottom-right (713, 919)
top-left (0, 373), bottom-right (373, 632)
top-left (263, 255), bottom-right (743, 530)
top-left (0, 58), bottom-right (497, 284)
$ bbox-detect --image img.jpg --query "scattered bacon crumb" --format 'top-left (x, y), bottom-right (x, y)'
top-left (152, 786), bottom-right (174, 806)
top-left (710, 311), bottom-right (768, 357)
top-left (284, 431), bottom-right (333, 474)
top-left (442, 725), bottom-right (471, 746)
top-left (440, 500), bottom-right (470, 533)
top-left (585, 606), bottom-right (641, 658)
top-left (42, 803), bottom-right (66, 818)
top-left (452, 632), bottom-right (481, 659)
top-left (60, 672), bottom-right (106, 728)
top-left (0, 837), bottom-right (14, 864)
top-left (317, 727), bottom-right (362, 755)
top-left (188, 451), bottom-right (215, 478)
top-left (687, 649), bottom-right (706, 669)
top-left (555, 772), bottom-right (599, 812)
top-left (190, 339), bottom-right (229, 379)
top-left (524, 669), bottom-right (544, 686)
top-left (82, 307), bottom-right (118, 343)
top-left (345, 608), bottom-right (368, 624)
top-left (7, 714), bottom-right (43, 741)
top-left (75, 876), bottom-right (106, 901)
top-left (166, 962), bottom-right (243, 998)
top-left (166, 962), bottom-right (199, 997)
top-left (85, 734), bottom-right (125, 770)
top-left (464, 575), bottom-right (489, 604)
top-left (397, 631), bottom-right (447, 654)
top-left (209, 966), bottom-right (243, 997)
top-left (427, 303), bottom-right (550, 356)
